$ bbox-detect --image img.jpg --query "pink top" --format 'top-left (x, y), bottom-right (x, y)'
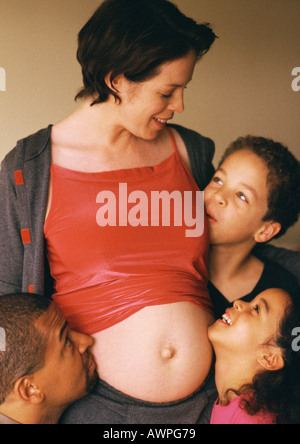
top-left (210, 396), bottom-right (277, 424)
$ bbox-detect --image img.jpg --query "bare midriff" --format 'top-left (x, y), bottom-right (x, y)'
top-left (92, 302), bottom-right (214, 403)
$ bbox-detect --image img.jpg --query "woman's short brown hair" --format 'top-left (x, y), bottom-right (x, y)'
top-left (75, 0), bottom-right (216, 105)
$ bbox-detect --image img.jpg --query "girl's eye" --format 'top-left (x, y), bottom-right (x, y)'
top-left (161, 93), bottom-right (172, 99)
top-left (253, 305), bottom-right (259, 314)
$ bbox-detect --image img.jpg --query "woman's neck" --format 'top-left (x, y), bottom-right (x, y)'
top-left (53, 97), bottom-right (135, 150)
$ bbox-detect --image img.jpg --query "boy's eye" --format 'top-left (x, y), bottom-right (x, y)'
top-left (213, 176), bottom-right (223, 185)
top-left (65, 335), bottom-right (72, 348)
top-left (237, 192), bottom-right (248, 203)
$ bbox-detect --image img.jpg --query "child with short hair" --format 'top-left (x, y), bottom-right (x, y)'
top-left (204, 135), bottom-right (300, 318)
top-left (209, 288), bottom-right (300, 424)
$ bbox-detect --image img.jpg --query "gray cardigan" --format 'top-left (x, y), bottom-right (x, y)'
top-left (0, 123), bottom-right (217, 296)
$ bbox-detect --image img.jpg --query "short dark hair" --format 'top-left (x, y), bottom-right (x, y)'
top-left (220, 136), bottom-right (300, 239)
top-left (75, 0), bottom-right (216, 105)
top-left (0, 293), bottom-right (51, 405)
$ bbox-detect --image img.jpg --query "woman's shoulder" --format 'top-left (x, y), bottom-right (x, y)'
top-left (3, 125), bottom-right (52, 171)
top-left (167, 123), bottom-right (215, 151)
top-left (167, 123), bottom-right (215, 190)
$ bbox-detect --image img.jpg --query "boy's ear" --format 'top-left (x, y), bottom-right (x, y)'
top-left (14, 376), bottom-right (45, 405)
top-left (257, 347), bottom-right (285, 372)
top-left (254, 221), bottom-right (281, 243)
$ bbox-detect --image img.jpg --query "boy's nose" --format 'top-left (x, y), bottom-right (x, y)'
top-left (213, 190), bottom-right (227, 207)
top-left (70, 330), bottom-right (93, 354)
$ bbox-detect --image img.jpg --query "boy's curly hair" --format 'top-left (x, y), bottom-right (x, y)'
top-left (0, 293), bottom-right (51, 405)
top-left (220, 136), bottom-right (300, 239)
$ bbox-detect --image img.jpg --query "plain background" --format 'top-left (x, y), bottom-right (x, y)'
top-left (0, 0), bottom-right (299, 248)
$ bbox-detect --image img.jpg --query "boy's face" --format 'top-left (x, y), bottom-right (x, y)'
top-left (204, 149), bottom-right (271, 246)
top-left (33, 303), bottom-right (98, 409)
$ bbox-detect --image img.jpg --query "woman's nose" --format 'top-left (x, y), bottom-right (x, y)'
top-left (168, 91), bottom-right (184, 114)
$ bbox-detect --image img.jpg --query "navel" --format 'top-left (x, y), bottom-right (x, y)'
top-left (160, 345), bottom-right (176, 361)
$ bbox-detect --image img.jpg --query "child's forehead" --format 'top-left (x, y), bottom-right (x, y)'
top-left (254, 289), bottom-right (291, 312)
top-left (220, 150), bottom-right (268, 186)
top-left (222, 148), bottom-right (266, 167)
top-left (35, 302), bottom-right (66, 337)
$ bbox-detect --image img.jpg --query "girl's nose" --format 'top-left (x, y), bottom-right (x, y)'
top-left (233, 300), bottom-right (247, 311)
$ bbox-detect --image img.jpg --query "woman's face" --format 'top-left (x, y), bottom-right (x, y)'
top-left (115, 50), bottom-right (197, 140)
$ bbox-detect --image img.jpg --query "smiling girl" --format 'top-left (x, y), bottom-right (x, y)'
top-left (209, 288), bottom-right (300, 424)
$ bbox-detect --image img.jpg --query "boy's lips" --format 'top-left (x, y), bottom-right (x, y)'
top-left (84, 352), bottom-right (96, 374)
top-left (205, 207), bottom-right (218, 223)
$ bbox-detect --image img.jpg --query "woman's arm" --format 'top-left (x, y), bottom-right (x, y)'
top-left (0, 158), bottom-right (24, 294)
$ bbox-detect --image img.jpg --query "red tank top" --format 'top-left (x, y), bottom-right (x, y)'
top-left (44, 129), bottom-right (213, 334)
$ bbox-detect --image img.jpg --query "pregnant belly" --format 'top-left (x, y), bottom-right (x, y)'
top-left (92, 302), bottom-right (214, 403)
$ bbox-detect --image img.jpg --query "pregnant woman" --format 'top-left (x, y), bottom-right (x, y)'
top-left (0, 0), bottom-right (217, 423)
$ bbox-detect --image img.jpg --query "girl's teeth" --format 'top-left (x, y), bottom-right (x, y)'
top-left (154, 118), bottom-right (167, 124)
top-left (222, 314), bottom-right (232, 325)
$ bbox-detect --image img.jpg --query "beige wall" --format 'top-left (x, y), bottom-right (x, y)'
top-left (0, 0), bottom-right (299, 248)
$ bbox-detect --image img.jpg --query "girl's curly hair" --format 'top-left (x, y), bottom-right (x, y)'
top-left (224, 290), bottom-right (300, 424)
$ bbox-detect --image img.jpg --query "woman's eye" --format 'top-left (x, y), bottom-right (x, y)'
top-left (253, 305), bottom-right (259, 314)
top-left (161, 93), bottom-right (172, 99)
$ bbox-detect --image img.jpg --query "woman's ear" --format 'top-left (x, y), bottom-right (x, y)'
top-left (104, 72), bottom-right (125, 92)
top-left (254, 221), bottom-right (281, 243)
